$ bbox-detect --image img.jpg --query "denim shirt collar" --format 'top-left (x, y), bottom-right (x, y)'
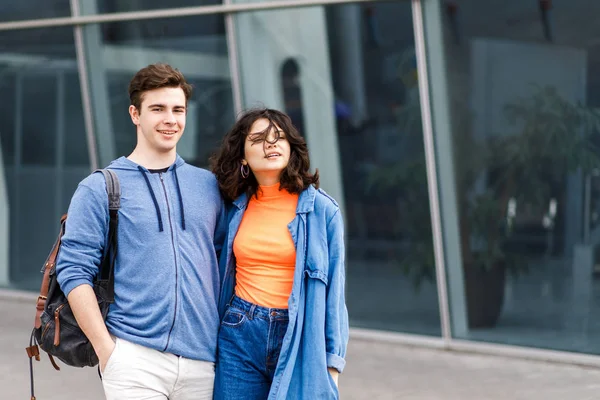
top-left (295, 185), bottom-right (316, 214)
top-left (232, 193), bottom-right (248, 210)
top-left (232, 185), bottom-right (316, 214)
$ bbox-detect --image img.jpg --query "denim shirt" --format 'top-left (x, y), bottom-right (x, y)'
top-left (218, 185), bottom-right (349, 400)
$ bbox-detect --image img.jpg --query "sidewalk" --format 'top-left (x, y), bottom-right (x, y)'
top-left (3, 293), bottom-right (600, 399)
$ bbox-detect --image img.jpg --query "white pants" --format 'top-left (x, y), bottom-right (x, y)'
top-left (101, 337), bottom-right (215, 400)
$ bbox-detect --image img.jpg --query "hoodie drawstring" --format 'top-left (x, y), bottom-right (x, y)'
top-left (172, 165), bottom-right (186, 231)
top-left (138, 166), bottom-right (164, 232)
top-left (137, 165), bottom-right (186, 232)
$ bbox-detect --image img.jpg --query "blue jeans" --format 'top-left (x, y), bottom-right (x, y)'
top-left (214, 296), bottom-right (289, 400)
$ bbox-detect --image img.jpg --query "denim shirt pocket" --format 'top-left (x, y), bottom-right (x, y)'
top-left (305, 241), bottom-right (329, 284)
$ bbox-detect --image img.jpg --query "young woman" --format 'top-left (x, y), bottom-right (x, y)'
top-left (211, 108), bottom-right (349, 400)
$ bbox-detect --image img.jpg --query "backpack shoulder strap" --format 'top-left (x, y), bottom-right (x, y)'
top-left (95, 169), bottom-right (121, 211)
top-left (93, 169), bottom-right (120, 301)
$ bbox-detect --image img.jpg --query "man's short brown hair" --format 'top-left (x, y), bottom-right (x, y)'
top-left (128, 63), bottom-right (193, 111)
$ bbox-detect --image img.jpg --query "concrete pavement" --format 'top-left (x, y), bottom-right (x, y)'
top-left (3, 293), bottom-right (600, 399)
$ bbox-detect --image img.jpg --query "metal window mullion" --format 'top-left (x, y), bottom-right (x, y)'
top-left (224, 0), bottom-right (243, 115)
top-left (56, 72), bottom-right (66, 217)
top-left (349, 327), bottom-right (600, 370)
top-left (0, 0), bottom-right (380, 31)
top-left (411, 0), bottom-right (452, 343)
top-left (12, 73), bottom-right (23, 278)
top-left (70, 0), bottom-right (99, 172)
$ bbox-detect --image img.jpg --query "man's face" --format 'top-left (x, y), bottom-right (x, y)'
top-left (129, 87), bottom-right (187, 155)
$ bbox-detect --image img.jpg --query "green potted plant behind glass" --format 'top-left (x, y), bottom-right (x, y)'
top-left (368, 84), bottom-right (600, 328)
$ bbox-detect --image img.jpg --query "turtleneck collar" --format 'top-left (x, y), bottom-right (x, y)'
top-left (257, 183), bottom-right (285, 199)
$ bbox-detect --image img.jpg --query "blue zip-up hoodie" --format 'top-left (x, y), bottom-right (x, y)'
top-left (56, 155), bottom-right (226, 362)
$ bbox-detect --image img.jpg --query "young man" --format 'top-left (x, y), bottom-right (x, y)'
top-left (56, 63), bottom-right (225, 399)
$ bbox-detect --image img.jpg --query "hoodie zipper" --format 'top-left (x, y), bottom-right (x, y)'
top-left (159, 172), bottom-right (179, 351)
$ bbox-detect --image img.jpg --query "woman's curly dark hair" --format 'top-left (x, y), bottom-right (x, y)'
top-left (211, 108), bottom-right (319, 201)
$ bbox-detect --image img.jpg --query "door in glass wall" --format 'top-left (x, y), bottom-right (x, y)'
top-left (82, 15), bottom-right (235, 168)
top-left (234, 1), bottom-right (441, 335)
top-left (0, 27), bottom-right (89, 290)
top-left (435, 0), bottom-right (600, 353)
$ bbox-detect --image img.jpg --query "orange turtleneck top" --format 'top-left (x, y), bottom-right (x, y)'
top-left (233, 184), bottom-right (299, 309)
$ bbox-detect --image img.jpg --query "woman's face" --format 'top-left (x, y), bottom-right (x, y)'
top-left (243, 118), bottom-right (291, 185)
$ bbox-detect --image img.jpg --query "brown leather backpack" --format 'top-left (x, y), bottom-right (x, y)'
top-left (25, 169), bottom-right (120, 400)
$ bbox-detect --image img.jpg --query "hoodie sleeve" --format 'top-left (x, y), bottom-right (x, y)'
top-left (56, 178), bottom-right (109, 297)
top-left (325, 208), bottom-right (350, 373)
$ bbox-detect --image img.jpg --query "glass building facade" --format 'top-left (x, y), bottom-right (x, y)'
top-left (3, 0), bottom-right (600, 363)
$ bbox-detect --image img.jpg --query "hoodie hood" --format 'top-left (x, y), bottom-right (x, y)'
top-left (107, 155), bottom-right (186, 172)
top-left (108, 155), bottom-right (187, 232)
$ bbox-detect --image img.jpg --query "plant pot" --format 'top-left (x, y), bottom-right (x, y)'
top-left (463, 262), bottom-right (506, 329)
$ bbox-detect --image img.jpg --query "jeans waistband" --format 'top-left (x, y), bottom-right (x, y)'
top-left (230, 295), bottom-right (289, 321)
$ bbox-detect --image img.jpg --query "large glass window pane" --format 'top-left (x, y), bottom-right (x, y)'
top-left (0, 1), bottom-right (71, 22)
top-left (435, 0), bottom-right (600, 352)
top-left (79, 0), bottom-right (221, 15)
top-left (235, 1), bottom-right (440, 335)
top-left (82, 15), bottom-right (234, 168)
top-left (0, 27), bottom-right (89, 290)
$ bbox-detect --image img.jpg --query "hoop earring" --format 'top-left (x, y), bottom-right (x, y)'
top-left (240, 164), bottom-right (250, 179)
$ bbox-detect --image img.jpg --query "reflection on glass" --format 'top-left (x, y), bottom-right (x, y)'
top-left (336, 1), bottom-right (438, 335)
top-left (236, 1), bottom-right (440, 335)
top-left (440, 1), bottom-right (600, 353)
top-left (0, 1), bottom-right (71, 22)
top-left (83, 15), bottom-right (234, 168)
top-left (281, 59), bottom-right (305, 134)
top-left (0, 27), bottom-right (89, 290)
